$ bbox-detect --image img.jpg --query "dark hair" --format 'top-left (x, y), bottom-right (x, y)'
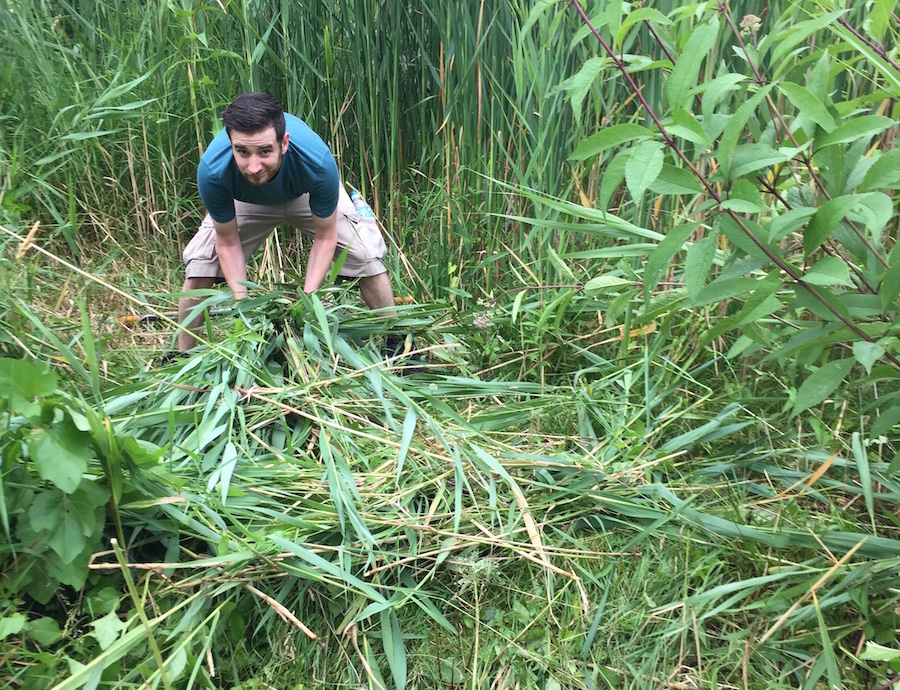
top-left (222, 92), bottom-right (286, 141)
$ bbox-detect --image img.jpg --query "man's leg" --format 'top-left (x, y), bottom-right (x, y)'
top-left (358, 272), bottom-right (396, 312)
top-left (177, 276), bottom-right (217, 351)
top-left (178, 202), bottom-right (285, 351)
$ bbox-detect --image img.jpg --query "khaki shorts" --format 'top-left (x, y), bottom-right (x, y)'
top-left (183, 185), bottom-right (388, 280)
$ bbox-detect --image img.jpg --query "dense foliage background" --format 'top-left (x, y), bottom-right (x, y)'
top-left (2, 0), bottom-right (900, 688)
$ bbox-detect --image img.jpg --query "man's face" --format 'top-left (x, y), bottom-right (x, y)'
top-left (230, 126), bottom-right (289, 186)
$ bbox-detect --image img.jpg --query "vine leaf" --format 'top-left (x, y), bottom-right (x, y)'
top-left (0, 358), bottom-right (57, 419)
top-left (91, 610), bottom-right (129, 651)
top-left (31, 418), bottom-right (94, 494)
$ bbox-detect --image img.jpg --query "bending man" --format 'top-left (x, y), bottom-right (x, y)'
top-left (178, 91), bottom-right (395, 351)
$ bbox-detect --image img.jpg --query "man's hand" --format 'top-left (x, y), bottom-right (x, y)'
top-left (303, 210), bottom-right (338, 294)
top-left (213, 218), bottom-right (248, 300)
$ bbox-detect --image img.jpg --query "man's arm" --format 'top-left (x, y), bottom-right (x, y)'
top-left (214, 218), bottom-right (248, 300)
top-left (303, 210), bottom-right (338, 294)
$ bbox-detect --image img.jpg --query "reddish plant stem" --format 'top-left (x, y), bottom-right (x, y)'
top-left (838, 16), bottom-right (900, 73)
top-left (875, 674), bottom-right (900, 690)
top-left (567, 0), bottom-right (898, 364)
top-left (643, 22), bottom-right (675, 64)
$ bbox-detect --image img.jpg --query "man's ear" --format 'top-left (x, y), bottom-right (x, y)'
top-left (281, 132), bottom-right (290, 154)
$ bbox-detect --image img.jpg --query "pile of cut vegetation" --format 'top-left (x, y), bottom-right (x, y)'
top-left (4, 291), bottom-right (900, 689)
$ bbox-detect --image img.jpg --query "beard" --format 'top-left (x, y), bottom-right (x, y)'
top-left (241, 150), bottom-right (283, 186)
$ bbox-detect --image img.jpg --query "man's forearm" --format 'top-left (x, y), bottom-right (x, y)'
top-left (304, 235), bottom-right (337, 293)
top-left (215, 231), bottom-right (248, 299)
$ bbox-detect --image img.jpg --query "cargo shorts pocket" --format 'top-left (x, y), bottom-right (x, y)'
top-left (338, 211), bottom-right (386, 264)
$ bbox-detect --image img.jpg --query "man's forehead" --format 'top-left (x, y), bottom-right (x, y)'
top-left (230, 127), bottom-right (279, 148)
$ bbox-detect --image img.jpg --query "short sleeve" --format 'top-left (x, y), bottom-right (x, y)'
top-left (307, 150), bottom-right (340, 218)
top-left (197, 159), bottom-right (236, 223)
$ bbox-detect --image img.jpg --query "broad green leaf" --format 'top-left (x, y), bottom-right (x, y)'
top-left (778, 82), bottom-right (837, 132)
top-left (570, 123), bottom-right (655, 161)
top-left (649, 163), bottom-right (703, 195)
top-left (0, 358), bottom-right (57, 419)
top-left (817, 116), bottom-right (894, 149)
top-left (0, 614), bottom-right (26, 641)
top-left (29, 489), bottom-right (65, 533)
top-left (813, 588), bottom-right (843, 689)
top-left (791, 358), bottom-right (855, 417)
top-left (547, 245), bottom-right (576, 280)
top-left (717, 215), bottom-right (773, 262)
top-left (90, 610), bottom-right (129, 651)
top-left (803, 257), bottom-right (854, 287)
top-left (766, 207), bottom-right (817, 242)
top-left (725, 178), bottom-right (768, 213)
top-left (881, 260), bottom-right (900, 310)
top-left (625, 140), bottom-right (664, 201)
top-left (599, 150), bottom-right (629, 212)
top-left (643, 223), bottom-right (697, 298)
top-left (861, 641), bottom-right (900, 662)
top-left (31, 420), bottom-right (94, 493)
top-left (47, 503), bottom-right (87, 564)
top-left (794, 284), bottom-right (851, 322)
top-left (668, 18), bottom-right (719, 111)
top-left (730, 143), bottom-right (794, 178)
top-left (736, 294), bottom-right (783, 327)
top-left (719, 85), bottom-right (775, 176)
top-left (59, 130), bottom-right (121, 142)
top-left (867, 0), bottom-right (896, 41)
top-left (696, 73), bottom-right (747, 117)
top-left (666, 109), bottom-right (711, 148)
top-left (804, 194), bottom-right (866, 256)
top-left (53, 597), bottom-right (196, 690)
top-left (522, 0), bottom-right (561, 34)
top-left (850, 192), bottom-right (893, 240)
top-left (853, 341), bottom-right (884, 375)
top-left (217, 442), bottom-right (238, 505)
top-left (511, 289), bottom-right (527, 324)
top-left (558, 57), bottom-right (608, 123)
top-left (691, 277), bottom-right (759, 308)
top-left (871, 402), bottom-right (900, 437)
top-left (684, 233), bottom-right (717, 299)
top-left (720, 198), bottom-right (768, 214)
top-left (617, 7), bottom-right (672, 46)
top-left (860, 149), bottom-right (900, 191)
top-left (584, 275), bottom-right (630, 295)
top-left (28, 617), bottom-right (63, 646)
top-left (605, 0), bottom-right (623, 48)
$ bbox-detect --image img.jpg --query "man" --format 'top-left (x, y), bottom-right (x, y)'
top-left (177, 92), bottom-right (396, 351)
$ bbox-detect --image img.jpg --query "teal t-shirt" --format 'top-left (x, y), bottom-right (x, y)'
top-left (197, 113), bottom-right (340, 223)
